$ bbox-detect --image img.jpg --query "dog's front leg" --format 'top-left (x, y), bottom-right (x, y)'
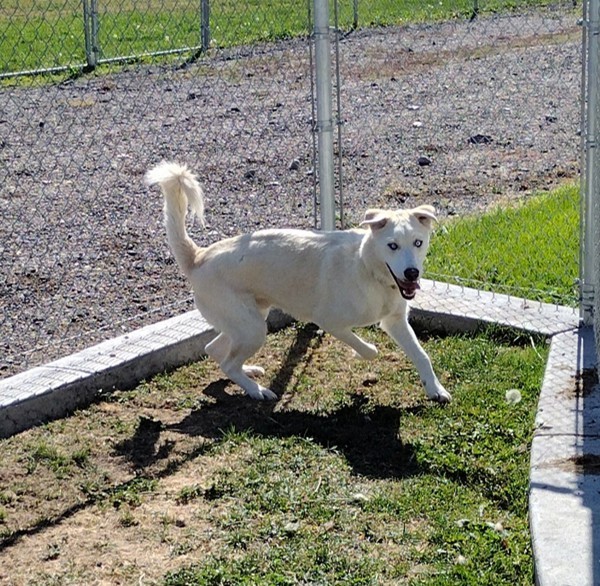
top-left (380, 315), bottom-right (451, 403)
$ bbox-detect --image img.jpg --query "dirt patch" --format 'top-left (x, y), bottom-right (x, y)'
top-left (0, 325), bottom-right (422, 584)
top-left (551, 453), bottom-right (600, 475)
top-left (575, 368), bottom-right (599, 397)
top-left (563, 367), bottom-right (600, 398)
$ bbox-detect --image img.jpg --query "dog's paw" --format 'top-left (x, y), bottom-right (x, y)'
top-left (243, 364), bottom-right (265, 378)
top-left (256, 386), bottom-right (278, 401)
top-left (244, 384), bottom-right (278, 401)
top-left (422, 378), bottom-right (452, 404)
top-left (352, 343), bottom-right (378, 361)
top-left (428, 387), bottom-right (452, 404)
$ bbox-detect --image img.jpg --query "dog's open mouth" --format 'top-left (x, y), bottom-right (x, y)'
top-left (386, 264), bottom-right (420, 300)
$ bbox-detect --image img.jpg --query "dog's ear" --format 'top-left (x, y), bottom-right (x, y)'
top-left (360, 209), bottom-right (389, 231)
top-left (410, 205), bottom-right (437, 230)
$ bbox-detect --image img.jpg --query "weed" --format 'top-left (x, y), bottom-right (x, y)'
top-left (108, 476), bottom-right (158, 510)
top-left (176, 484), bottom-right (206, 504)
top-left (118, 506), bottom-right (139, 528)
top-left (24, 442), bottom-right (78, 479)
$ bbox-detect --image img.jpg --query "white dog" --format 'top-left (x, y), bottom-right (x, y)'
top-left (146, 162), bottom-right (451, 404)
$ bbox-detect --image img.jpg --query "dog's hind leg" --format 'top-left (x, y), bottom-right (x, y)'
top-left (205, 333), bottom-right (230, 363)
top-left (196, 287), bottom-right (273, 398)
top-left (206, 333), bottom-right (265, 379)
top-left (203, 301), bottom-right (276, 400)
top-left (219, 328), bottom-right (277, 400)
top-left (326, 327), bottom-right (378, 360)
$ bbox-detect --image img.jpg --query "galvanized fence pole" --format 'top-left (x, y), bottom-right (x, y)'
top-left (582, 0), bottom-right (600, 325)
top-left (313, 0), bottom-right (336, 231)
top-left (83, 0), bottom-right (100, 69)
top-left (333, 0), bottom-right (344, 229)
top-left (201, 0), bottom-right (210, 51)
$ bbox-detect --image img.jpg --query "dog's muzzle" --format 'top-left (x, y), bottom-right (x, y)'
top-left (386, 264), bottom-right (421, 300)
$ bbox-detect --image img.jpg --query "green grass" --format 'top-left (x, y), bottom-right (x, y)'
top-left (1, 0), bottom-right (567, 77)
top-left (0, 323), bottom-right (547, 584)
top-left (24, 441), bottom-right (91, 478)
top-left (426, 183), bottom-right (580, 305)
top-left (158, 328), bottom-right (545, 585)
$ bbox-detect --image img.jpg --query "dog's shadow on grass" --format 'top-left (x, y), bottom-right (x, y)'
top-left (174, 389), bottom-right (423, 479)
top-left (114, 414), bottom-right (175, 468)
top-left (115, 323), bottom-right (427, 479)
top-left (160, 323), bottom-right (427, 480)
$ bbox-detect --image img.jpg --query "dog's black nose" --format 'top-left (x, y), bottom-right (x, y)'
top-left (404, 267), bottom-right (420, 282)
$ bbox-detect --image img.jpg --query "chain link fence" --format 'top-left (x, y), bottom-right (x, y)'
top-left (1, 1), bottom-right (583, 378)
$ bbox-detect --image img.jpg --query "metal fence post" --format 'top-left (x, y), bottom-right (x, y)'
top-left (313, 0), bottom-right (336, 231)
top-left (582, 0), bottom-right (600, 325)
top-left (201, 0), bottom-right (210, 52)
top-left (83, 0), bottom-right (100, 69)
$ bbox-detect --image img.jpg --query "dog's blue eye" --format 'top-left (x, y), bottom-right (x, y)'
top-left (414, 239), bottom-right (423, 248)
top-left (388, 242), bottom-right (399, 251)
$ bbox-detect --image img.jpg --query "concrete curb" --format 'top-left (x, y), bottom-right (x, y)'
top-left (412, 280), bottom-right (578, 336)
top-left (0, 308), bottom-right (292, 439)
top-left (0, 281), bottom-right (594, 584)
top-left (529, 326), bottom-right (600, 586)
top-left (1, 311), bottom-right (216, 439)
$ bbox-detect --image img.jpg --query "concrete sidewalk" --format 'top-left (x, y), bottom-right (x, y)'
top-left (0, 280), bottom-right (595, 584)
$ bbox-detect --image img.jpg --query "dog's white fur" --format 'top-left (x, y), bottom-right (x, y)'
top-left (145, 162), bottom-right (451, 404)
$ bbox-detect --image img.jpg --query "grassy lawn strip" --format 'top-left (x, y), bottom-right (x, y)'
top-left (163, 328), bottom-right (544, 585)
top-left (427, 182), bottom-right (580, 306)
top-left (2, 0), bottom-right (564, 76)
top-left (0, 324), bottom-right (546, 584)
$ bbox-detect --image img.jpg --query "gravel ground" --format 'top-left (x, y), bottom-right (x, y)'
top-left (0, 8), bottom-right (582, 378)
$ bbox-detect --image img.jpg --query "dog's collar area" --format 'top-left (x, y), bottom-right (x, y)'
top-left (385, 264), bottom-right (420, 300)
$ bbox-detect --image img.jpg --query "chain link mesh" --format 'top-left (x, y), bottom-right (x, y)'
top-left (1, 1), bottom-right (582, 378)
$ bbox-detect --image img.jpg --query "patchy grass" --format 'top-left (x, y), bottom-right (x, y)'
top-left (2, 0), bottom-right (567, 78)
top-left (427, 183), bottom-right (580, 305)
top-left (0, 323), bottom-right (546, 584)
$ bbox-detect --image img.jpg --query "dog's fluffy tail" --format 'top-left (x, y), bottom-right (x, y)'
top-left (145, 161), bottom-right (205, 276)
